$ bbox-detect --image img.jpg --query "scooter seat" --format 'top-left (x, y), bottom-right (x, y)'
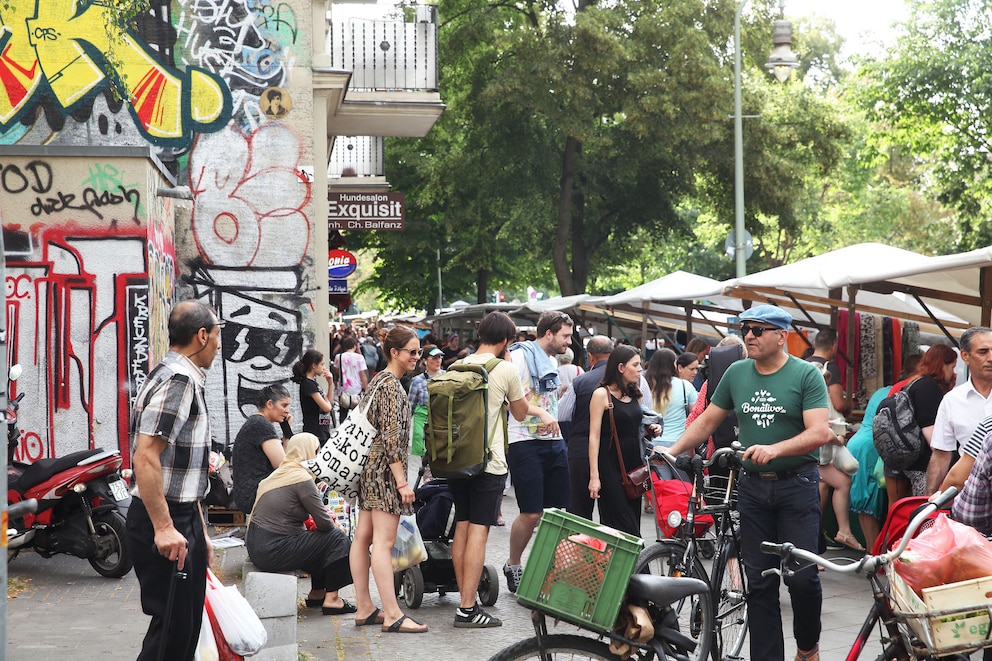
top-left (10, 449), bottom-right (105, 493)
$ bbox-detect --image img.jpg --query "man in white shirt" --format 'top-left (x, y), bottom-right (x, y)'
top-left (502, 311), bottom-right (571, 593)
top-left (926, 327), bottom-right (992, 494)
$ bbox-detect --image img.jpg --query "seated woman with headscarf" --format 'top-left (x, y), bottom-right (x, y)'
top-left (246, 433), bottom-right (355, 615)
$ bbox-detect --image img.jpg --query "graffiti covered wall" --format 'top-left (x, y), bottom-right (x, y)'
top-left (0, 0), bottom-right (319, 460)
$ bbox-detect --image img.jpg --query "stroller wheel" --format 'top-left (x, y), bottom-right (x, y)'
top-left (402, 566), bottom-right (425, 609)
top-left (478, 564), bottom-right (499, 607)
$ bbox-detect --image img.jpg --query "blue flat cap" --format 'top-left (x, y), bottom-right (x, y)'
top-left (740, 304), bottom-right (792, 330)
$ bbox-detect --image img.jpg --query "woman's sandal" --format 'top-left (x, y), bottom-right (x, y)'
top-left (795, 645), bottom-right (819, 661)
top-left (382, 614), bottom-right (428, 634)
top-left (321, 599), bottom-right (357, 615)
top-left (833, 531), bottom-right (865, 552)
top-left (355, 608), bottom-right (385, 626)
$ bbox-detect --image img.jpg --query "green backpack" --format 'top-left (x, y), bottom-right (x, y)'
top-left (426, 358), bottom-right (507, 479)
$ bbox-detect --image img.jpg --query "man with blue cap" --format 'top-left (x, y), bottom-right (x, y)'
top-left (668, 304), bottom-right (833, 661)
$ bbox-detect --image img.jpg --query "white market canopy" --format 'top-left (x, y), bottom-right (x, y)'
top-left (602, 270), bottom-right (726, 306)
top-left (722, 242), bottom-right (989, 336)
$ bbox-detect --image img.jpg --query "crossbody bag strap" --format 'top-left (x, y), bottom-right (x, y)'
top-left (604, 389), bottom-right (629, 475)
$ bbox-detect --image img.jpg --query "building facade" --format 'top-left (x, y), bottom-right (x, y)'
top-left (0, 0), bottom-right (442, 462)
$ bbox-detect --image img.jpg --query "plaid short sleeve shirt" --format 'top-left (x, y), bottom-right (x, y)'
top-left (129, 351), bottom-right (211, 503)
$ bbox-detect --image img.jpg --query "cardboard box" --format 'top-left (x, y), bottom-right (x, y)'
top-left (887, 566), bottom-right (992, 653)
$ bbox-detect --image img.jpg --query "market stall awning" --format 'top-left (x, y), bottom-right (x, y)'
top-left (602, 270), bottom-right (726, 306)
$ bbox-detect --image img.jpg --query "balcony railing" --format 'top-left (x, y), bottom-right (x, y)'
top-left (326, 5), bottom-right (439, 92)
top-left (328, 136), bottom-right (385, 179)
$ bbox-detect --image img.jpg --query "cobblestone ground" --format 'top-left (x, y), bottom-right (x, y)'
top-left (6, 478), bottom-right (876, 661)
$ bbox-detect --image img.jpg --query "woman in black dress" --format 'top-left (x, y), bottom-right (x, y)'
top-left (291, 349), bottom-right (335, 442)
top-left (588, 345), bottom-right (650, 537)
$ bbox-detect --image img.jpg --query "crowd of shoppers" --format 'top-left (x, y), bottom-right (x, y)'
top-left (151, 296), bottom-right (992, 661)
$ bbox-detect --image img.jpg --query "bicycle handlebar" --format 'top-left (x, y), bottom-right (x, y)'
top-left (760, 487), bottom-right (958, 576)
top-left (651, 445), bottom-right (744, 474)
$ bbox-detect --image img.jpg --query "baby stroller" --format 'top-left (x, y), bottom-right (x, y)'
top-left (393, 462), bottom-right (500, 609)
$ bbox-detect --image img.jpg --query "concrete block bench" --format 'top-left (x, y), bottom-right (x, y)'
top-left (242, 561), bottom-right (298, 661)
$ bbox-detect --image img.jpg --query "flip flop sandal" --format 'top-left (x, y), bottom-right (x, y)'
top-left (322, 599), bottom-right (358, 615)
top-left (382, 614), bottom-right (428, 634)
top-left (355, 608), bottom-right (385, 626)
top-left (833, 532), bottom-right (866, 552)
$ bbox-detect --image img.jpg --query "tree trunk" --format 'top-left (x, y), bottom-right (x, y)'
top-left (554, 135), bottom-right (581, 296)
top-left (571, 189), bottom-right (588, 293)
top-left (475, 268), bottom-right (489, 304)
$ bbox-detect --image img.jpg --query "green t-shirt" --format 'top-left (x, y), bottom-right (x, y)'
top-left (709, 355), bottom-right (829, 472)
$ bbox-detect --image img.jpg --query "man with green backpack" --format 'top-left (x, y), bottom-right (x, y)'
top-left (425, 311), bottom-right (557, 628)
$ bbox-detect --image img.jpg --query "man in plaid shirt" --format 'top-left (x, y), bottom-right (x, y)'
top-left (126, 300), bottom-right (222, 661)
top-left (952, 414), bottom-right (992, 534)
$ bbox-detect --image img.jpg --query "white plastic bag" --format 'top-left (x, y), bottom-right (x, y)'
top-left (194, 605), bottom-right (219, 661)
top-left (205, 569), bottom-right (267, 656)
top-left (391, 514), bottom-right (428, 572)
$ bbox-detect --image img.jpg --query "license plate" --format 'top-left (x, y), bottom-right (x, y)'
top-left (108, 477), bottom-right (129, 502)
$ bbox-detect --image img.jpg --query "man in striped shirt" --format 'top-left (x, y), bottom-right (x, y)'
top-left (127, 300), bottom-right (222, 661)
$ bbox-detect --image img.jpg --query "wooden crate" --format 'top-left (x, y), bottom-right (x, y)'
top-left (208, 507), bottom-right (245, 527)
top-left (887, 566), bottom-right (992, 653)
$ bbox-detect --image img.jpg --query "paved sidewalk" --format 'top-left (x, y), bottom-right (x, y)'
top-left (7, 481), bottom-right (880, 660)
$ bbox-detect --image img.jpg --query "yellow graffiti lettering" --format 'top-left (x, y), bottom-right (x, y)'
top-left (0, 0), bottom-right (231, 145)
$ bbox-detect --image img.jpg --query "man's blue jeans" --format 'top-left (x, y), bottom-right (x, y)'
top-left (738, 466), bottom-right (822, 661)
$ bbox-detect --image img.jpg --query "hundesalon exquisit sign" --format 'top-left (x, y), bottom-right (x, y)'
top-left (328, 192), bottom-right (405, 230)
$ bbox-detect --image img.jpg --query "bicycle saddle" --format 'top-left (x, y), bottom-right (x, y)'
top-left (627, 573), bottom-right (709, 608)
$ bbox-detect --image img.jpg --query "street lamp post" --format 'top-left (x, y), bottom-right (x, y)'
top-left (732, 0), bottom-right (798, 277)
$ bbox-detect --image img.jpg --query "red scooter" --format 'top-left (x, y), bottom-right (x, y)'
top-left (6, 365), bottom-right (132, 577)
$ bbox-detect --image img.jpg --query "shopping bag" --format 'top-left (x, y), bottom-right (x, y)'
top-left (194, 605), bottom-right (219, 661)
top-left (893, 512), bottom-right (992, 593)
top-left (305, 380), bottom-right (388, 501)
top-left (204, 569), bottom-right (267, 656)
top-left (391, 514), bottom-right (428, 572)
top-left (204, 598), bottom-right (245, 661)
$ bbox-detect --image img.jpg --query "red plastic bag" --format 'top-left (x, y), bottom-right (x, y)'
top-left (893, 512), bottom-right (992, 593)
top-left (204, 598), bottom-right (245, 661)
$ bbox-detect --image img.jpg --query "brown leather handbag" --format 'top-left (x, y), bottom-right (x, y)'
top-left (608, 398), bottom-right (651, 500)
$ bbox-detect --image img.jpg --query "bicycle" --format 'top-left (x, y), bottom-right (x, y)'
top-left (488, 508), bottom-right (715, 661)
top-left (636, 446), bottom-right (748, 661)
top-left (761, 486), bottom-right (991, 661)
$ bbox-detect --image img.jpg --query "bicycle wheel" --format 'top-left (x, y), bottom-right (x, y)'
top-left (711, 538), bottom-right (748, 659)
top-left (635, 539), bottom-right (713, 661)
top-left (488, 634), bottom-right (621, 660)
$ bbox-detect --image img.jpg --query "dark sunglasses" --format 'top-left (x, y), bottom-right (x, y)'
top-left (399, 347), bottom-right (424, 357)
top-left (740, 324), bottom-right (781, 337)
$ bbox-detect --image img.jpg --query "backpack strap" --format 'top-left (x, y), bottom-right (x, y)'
top-left (482, 358), bottom-right (509, 455)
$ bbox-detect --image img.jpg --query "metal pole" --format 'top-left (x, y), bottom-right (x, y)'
top-left (436, 248), bottom-right (443, 311)
top-left (733, 0), bottom-right (749, 278)
top-left (0, 226), bottom-right (9, 651)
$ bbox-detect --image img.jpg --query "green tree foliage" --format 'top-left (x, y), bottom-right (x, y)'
top-left (355, 1), bottom-right (860, 308)
top-left (855, 0), bottom-right (992, 250)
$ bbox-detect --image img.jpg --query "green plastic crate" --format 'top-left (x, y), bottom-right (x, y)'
top-left (516, 508), bottom-right (643, 632)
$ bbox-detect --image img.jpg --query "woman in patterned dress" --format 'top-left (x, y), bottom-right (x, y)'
top-left (348, 326), bottom-right (429, 633)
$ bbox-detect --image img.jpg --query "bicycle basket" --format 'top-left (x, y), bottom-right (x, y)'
top-left (516, 509), bottom-right (642, 633)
